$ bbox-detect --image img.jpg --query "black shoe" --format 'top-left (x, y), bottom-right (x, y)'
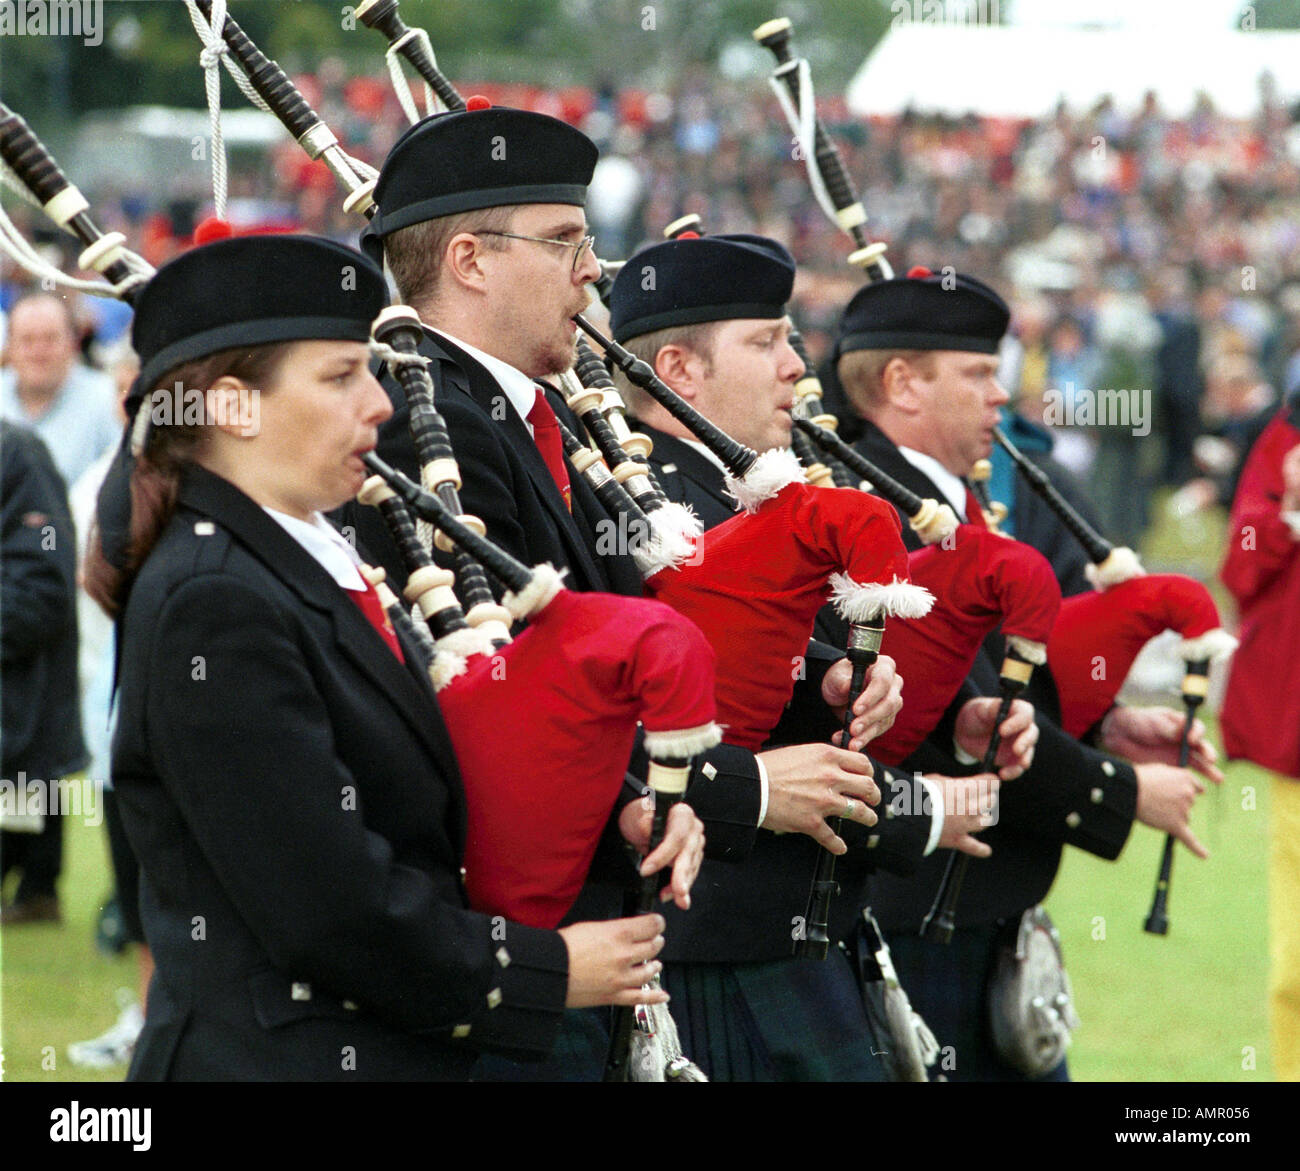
top-left (0, 895), bottom-right (62, 925)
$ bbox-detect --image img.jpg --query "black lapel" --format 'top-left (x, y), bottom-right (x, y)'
top-left (852, 420), bottom-right (955, 551)
top-left (424, 330), bottom-right (609, 590)
top-left (176, 467), bottom-right (451, 766)
top-left (641, 424), bottom-right (736, 517)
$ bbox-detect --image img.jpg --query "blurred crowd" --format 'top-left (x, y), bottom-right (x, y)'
top-left (7, 63), bottom-right (1300, 551)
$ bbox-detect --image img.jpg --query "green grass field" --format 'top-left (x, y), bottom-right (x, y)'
top-left (2, 809), bottom-right (140, 1083)
top-left (1045, 749), bottom-right (1274, 1081)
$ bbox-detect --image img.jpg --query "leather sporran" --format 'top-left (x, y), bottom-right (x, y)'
top-left (853, 909), bottom-right (940, 1082)
top-left (987, 905), bottom-right (1080, 1077)
top-left (629, 984), bottom-right (708, 1082)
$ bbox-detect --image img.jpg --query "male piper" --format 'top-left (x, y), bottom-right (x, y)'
top-left (348, 105), bottom-right (900, 1079)
top-left (606, 232), bottom-right (1036, 1080)
top-left (831, 268), bottom-right (1220, 1080)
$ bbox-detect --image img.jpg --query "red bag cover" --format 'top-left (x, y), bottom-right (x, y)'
top-left (439, 590), bottom-right (717, 928)
top-left (646, 482), bottom-right (923, 751)
top-left (1049, 574), bottom-right (1227, 738)
top-left (871, 526), bottom-right (1061, 765)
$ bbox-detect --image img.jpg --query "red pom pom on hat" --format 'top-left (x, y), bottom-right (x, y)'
top-left (465, 95), bottom-right (492, 111)
top-left (193, 217), bottom-right (234, 246)
top-left (676, 231), bottom-right (701, 239)
top-left (906, 265), bottom-right (933, 279)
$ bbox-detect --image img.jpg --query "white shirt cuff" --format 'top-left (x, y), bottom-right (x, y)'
top-left (917, 775), bottom-right (945, 856)
top-left (1282, 510), bottom-right (1300, 540)
top-left (952, 738), bottom-right (980, 766)
top-left (755, 755), bottom-right (770, 827)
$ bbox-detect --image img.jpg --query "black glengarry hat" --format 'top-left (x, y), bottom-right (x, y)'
top-left (362, 102), bottom-right (598, 264)
top-left (99, 233), bottom-right (387, 576)
top-left (130, 234), bottom-right (387, 401)
top-left (608, 233), bottom-right (796, 343)
top-left (835, 266), bottom-right (1010, 358)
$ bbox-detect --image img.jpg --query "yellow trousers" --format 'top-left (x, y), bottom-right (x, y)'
top-left (1273, 774), bottom-right (1300, 1080)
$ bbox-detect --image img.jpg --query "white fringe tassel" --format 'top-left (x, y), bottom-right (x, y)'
top-left (829, 572), bottom-right (935, 622)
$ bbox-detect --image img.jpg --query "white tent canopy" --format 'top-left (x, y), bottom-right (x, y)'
top-left (847, 25), bottom-right (1300, 119)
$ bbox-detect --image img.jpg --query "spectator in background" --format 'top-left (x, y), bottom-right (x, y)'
top-left (1089, 289), bottom-right (1162, 547)
top-left (1003, 296), bottom-right (1053, 424)
top-left (1, 421), bottom-right (87, 925)
top-left (1148, 267), bottom-right (1204, 486)
top-left (1219, 399), bottom-right (1300, 1081)
top-left (1, 293), bottom-right (120, 488)
top-left (65, 342), bottom-right (151, 1068)
top-left (1045, 313), bottom-right (1103, 477)
top-left (1174, 353), bottom-right (1277, 514)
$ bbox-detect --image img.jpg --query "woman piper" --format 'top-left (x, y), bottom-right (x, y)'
top-left (84, 233), bottom-right (701, 1081)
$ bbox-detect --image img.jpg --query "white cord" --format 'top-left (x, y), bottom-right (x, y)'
top-left (185, 0), bottom-right (280, 221)
top-left (0, 160), bottom-right (43, 209)
top-left (185, 0), bottom-right (375, 204)
top-left (768, 60), bottom-right (841, 234)
top-left (0, 200), bottom-right (146, 298)
top-left (343, 153), bottom-right (379, 182)
top-left (184, 0), bottom-right (273, 114)
top-left (185, 0), bottom-right (231, 221)
top-left (370, 339), bottom-right (430, 368)
top-left (385, 27), bottom-right (442, 125)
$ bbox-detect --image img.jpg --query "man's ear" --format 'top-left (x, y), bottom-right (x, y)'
top-left (443, 231), bottom-right (490, 293)
top-left (882, 356), bottom-right (921, 416)
top-left (653, 343), bottom-right (702, 401)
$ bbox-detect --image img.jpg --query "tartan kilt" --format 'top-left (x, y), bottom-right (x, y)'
top-left (470, 1006), bottom-right (610, 1082)
top-left (885, 924), bottom-right (1069, 1083)
top-left (660, 950), bottom-right (889, 1082)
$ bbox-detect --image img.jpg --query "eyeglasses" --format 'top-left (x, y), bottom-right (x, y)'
top-left (476, 230), bottom-right (596, 273)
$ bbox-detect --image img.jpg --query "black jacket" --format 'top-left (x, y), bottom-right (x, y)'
top-left (346, 329), bottom-right (643, 599)
top-left (847, 420), bottom-right (1138, 930)
top-left (1, 422), bottom-right (86, 779)
top-left (638, 422), bottom-right (934, 960)
top-left (112, 466), bottom-right (570, 1080)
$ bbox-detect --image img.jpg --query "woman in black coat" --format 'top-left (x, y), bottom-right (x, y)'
top-left (86, 234), bottom-right (701, 1080)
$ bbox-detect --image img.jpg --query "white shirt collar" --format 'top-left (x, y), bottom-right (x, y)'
top-left (680, 437), bottom-right (730, 476)
top-left (263, 508), bottom-right (366, 591)
top-left (897, 446), bottom-right (971, 521)
top-left (430, 326), bottom-right (539, 432)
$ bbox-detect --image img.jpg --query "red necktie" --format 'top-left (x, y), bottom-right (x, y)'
top-left (962, 483), bottom-right (988, 529)
top-left (528, 387), bottom-right (572, 511)
top-left (346, 580), bottom-right (406, 664)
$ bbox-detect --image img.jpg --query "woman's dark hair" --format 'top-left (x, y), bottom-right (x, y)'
top-left (84, 343), bottom-right (292, 615)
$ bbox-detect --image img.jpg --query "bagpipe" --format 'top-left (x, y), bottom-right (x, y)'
top-left (751, 15), bottom-right (893, 486)
top-left (0, 103), bottom-right (153, 309)
top-left (750, 15), bottom-right (1246, 939)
